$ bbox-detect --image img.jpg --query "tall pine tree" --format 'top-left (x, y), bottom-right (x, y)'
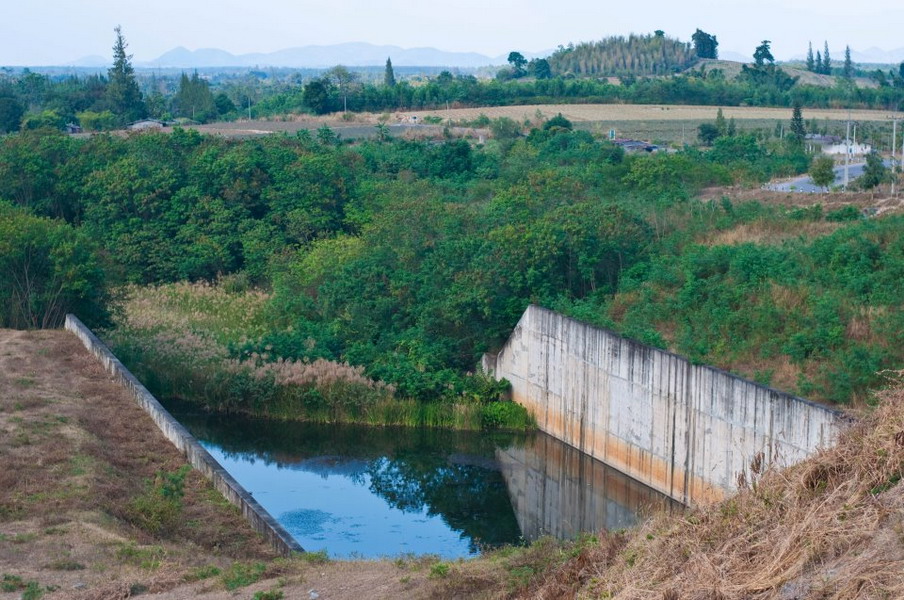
top-left (384, 57), bottom-right (396, 87)
top-left (822, 41), bottom-right (831, 75)
top-left (105, 26), bottom-right (146, 123)
top-left (806, 42), bottom-right (815, 72)
top-left (174, 72), bottom-right (215, 122)
top-left (843, 45), bottom-right (853, 79)
top-left (790, 101), bottom-right (806, 141)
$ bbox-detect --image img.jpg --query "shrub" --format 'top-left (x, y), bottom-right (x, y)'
top-left (0, 202), bottom-right (108, 329)
top-left (221, 562), bottom-right (267, 590)
top-left (125, 466), bottom-right (191, 535)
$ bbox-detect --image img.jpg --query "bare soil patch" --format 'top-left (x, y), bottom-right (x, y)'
top-left (0, 329), bottom-right (441, 599)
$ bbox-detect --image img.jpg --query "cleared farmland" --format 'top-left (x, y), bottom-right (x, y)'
top-left (397, 104), bottom-right (896, 146)
top-left (401, 103), bottom-right (892, 123)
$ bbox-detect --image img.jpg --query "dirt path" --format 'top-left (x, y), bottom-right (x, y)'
top-left (0, 329), bottom-right (446, 600)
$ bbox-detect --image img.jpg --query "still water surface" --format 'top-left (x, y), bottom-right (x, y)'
top-left (167, 404), bottom-right (675, 559)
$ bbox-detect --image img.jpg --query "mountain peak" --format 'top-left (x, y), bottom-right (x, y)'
top-left (140, 42), bottom-right (511, 68)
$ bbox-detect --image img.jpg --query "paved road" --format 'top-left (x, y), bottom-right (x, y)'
top-left (765, 160), bottom-right (892, 192)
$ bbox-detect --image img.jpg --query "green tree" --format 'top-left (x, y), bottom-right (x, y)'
top-left (806, 42), bottom-right (815, 72)
top-left (842, 45), bottom-right (853, 79)
top-left (507, 52), bottom-right (527, 77)
top-left (753, 40), bottom-right (774, 67)
top-left (714, 108), bottom-right (727, 136)
top-left (21, 109), bottom-right (65, 130)
top-left (0, 202), bottom-right (108, 329)
top-left (384, 57), bottom-right (396, 87)
top-left (691, 29), bottom-right (719, 59)
top-left (105, 26), bottom-right (146, 123)
top-left (822, 41), bottom-right (831, 74)
top-left (76, 110), bottom-right (117, 131)
top-left (859, 151), bottom-right (888, 189)
top-left (0, 95), bottom-right (24, 133)
top-left (789, 101), bottom-right (806, 140)
top-left (810, 155), bottom-right (836, 188)
top-left (173, 72), bottom-right (216, 122)
top-left (697, 122), bottom-right (720, 146)
top-left (528, 58), bottom-right (552, 79)
top-left (326, 65), bottom-right (358, 112)
top-left (543, 113), bottom-right (573, 131)
top-left (303, 79), bottom-right (332, 115)
top-left (214, 92), bottom-right (236, 116)
top-left (815, 50), bottom-right (823, 74)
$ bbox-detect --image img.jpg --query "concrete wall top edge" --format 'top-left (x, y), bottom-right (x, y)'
top-left (523, 304), bottom-right (845, 420)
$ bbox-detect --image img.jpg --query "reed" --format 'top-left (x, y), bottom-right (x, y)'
top-left (107, 282), bottom-right (534, 431)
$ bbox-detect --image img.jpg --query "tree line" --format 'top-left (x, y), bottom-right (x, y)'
top-left (3, 28), bottom-right (904, 134)
top-left (2, 112), bottom-right (901, 405)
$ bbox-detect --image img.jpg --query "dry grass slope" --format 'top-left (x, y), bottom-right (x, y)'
top-left (0, 329), bottom-right (444, 599)
top-left (520, 374), bottom-right (904, 599)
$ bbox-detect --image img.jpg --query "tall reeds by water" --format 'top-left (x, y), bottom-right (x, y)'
top-left (106, 281), bottom-right (532, 431)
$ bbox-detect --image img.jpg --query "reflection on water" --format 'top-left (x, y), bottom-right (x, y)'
top-left (497, 435), bottom-right (678, 540)
top-left (166, 400), bottom-right (677, 559)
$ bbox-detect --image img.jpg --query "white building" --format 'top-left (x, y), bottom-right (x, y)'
top-left (805, 134), bottom-right (871, 156)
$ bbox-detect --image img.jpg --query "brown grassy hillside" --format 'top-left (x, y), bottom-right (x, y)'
top-left (516, 375), bottom-right (904, 599)
top-left (0, 329), bottom-right (444, 599)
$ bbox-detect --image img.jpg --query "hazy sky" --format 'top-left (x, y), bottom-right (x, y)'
top-left (1, 0), bottom-right (902, 65)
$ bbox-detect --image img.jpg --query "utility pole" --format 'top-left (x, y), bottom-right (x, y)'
top-left (892, 115), bottom-right (898, 197)
top-left (844, 117), bottom-right (851, 191)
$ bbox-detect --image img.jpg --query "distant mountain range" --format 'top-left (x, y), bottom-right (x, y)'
top-left (788, 47), bottom-right (904, 64)
top-left (66, 42), bottom-right (904, 70)
top-left (69, 43), bottom-right (549, 69)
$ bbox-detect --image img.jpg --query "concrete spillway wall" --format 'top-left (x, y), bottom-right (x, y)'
top-left (483, 305), bottom-right (845, 506)
top-left (65, 314), bottom-right (303, 557)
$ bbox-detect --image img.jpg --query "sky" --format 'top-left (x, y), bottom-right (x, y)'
top-left (1, 0), bottom-right (902, 65)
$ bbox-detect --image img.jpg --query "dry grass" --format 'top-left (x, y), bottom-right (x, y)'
top-left (522, 373), bottom-right (904, 599)
top-left (0, 328), bottom-right (446, 599)
top-left (396, 104), bottom-right (891, 126)
top-left (701, 220), bottom-right (844, 247)
top-left (699, 187), bottom-right (904, 216)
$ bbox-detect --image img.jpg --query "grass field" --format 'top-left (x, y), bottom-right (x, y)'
top-left (136, 102), bottom-right (898, 147)
top-left (402, 103), bottom-right (892, 125)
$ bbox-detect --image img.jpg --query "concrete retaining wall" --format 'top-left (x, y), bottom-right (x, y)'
top-left (484, 305), bottom-right (845, 506)
top-left (65, 314), bottom-right (303, 556)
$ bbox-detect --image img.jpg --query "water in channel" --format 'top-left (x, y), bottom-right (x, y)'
top-left (166, 402), bottom-right (677, 559)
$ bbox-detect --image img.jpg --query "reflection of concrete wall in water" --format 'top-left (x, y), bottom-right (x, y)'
top-left (484, 306), bottom-right (845, 506)
top-left (496, 433), bottom-right (674, 540)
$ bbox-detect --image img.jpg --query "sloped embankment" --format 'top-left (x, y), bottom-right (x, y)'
top-left (0, 329), bottom-right (444, 599)
top-left (524, 374), bottom-right (904, 599)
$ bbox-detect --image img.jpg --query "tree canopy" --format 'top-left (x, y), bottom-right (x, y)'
top-left (691, 29), bottom-right (719, 59)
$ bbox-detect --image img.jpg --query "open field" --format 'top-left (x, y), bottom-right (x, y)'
top-left (400, 103), bottom-right (893, 125)
top-left (158, 104), bottom-right (897, 146)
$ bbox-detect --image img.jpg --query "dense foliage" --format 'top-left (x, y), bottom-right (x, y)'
top-left (548, 33), bottom-right (698, 77)
top-left (3, 52), bottom-right (903, 129)
top-left (0, 201), bottom-right (108, 328)
top-left (1, 122), bottom-right (900, 408)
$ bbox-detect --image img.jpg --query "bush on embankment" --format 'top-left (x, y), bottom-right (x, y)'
top-left (0, 201), bottom-right (109, 329)
top-left (106, 282), bottom-right (533, 431)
